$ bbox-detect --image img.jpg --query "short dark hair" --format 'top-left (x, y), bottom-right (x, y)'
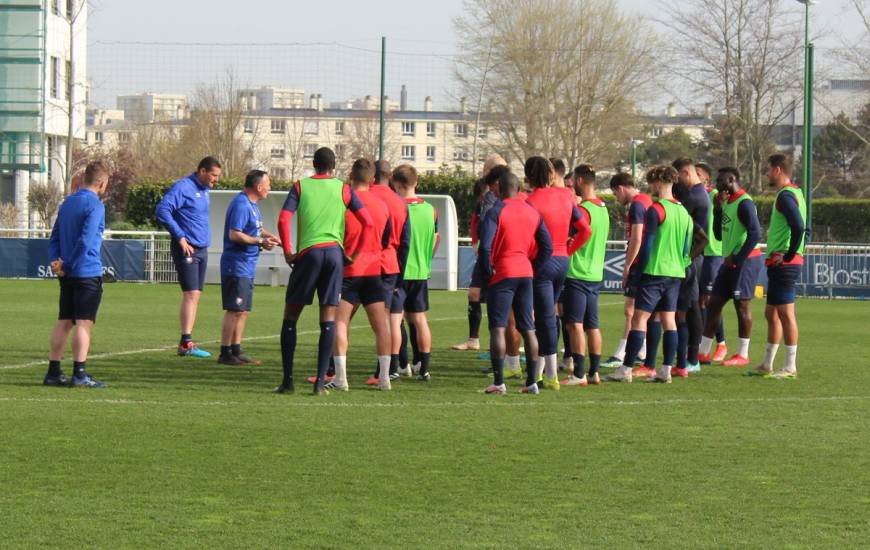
top-left (768, 153), bottom-right (792, 176)
top-left (609, 172), bottom-right (634, 190)
top-left (573, 164), bottom-right (596, 185)
top-left (374, 159), bottom-right (391, 182)
top-left (392, 164), bottom-right (418, 189)
top-left (717, 166), bottom-right (740, 182)
top-left (672, 157), bottom-right (694, 171)
top-left (647, 165), bottom-right (678, 185)
top-left (197, 156), bottom-right (222, 172)
top-left (499, 171), bottom-right (520, 197)
top-left (524, 156), bottom-right (552, 189)
top-left (351, 158), bottom-right (375, 184)
top-left (484, 164), bottom-right (511, 187)
top-left (313, 147), bottom-right (336, 173)
top-left (695, 162), bottom-right (713, 178)
top-left (244, 169), bottom-right (268, 188)
top-left (549, 158), bottom-right (567, 177)
top-left (84, 161), bottom-right (109, 185)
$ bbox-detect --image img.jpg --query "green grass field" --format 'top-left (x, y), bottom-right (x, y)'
top-left (1, 279), bottom-right (869, 548)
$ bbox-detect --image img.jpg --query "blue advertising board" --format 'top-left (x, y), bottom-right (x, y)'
top-left (0, 238), bottom-right (146, 281)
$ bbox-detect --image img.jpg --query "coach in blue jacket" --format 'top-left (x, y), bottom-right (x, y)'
top-left (45, 161), bottom-right (110, 388)
top-left (156, 156), bottom-right (222, 358)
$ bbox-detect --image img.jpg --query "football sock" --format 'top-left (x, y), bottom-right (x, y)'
top-left (677, 321), bottom-right (689, 369)
top-left (280, 319), bottom-right (297, 386)
top-left (716, 319), bottom-right (726, 343)
top-left (468, 301), bottom-right (482, 339)
top-left (622, 330), bottom-right (645, 369)
top-left (687, 306), bottom-right (702, 364)
top-left (230, 344), bottom-right (242, 357)
top-left (73, 361), bottom-right (86, 376)
top-left (408, 323), bottom-right (420, 365)
top-left (638, 338), bottom-right (647, 362)
top-left (738, 338), bottom-right (751, 358)
top-left (663, 330), bottom-right (678, 368)
top-left (333, 356), bottom-right (347, 386)
top-left (399, 322), bottom-right (409, 370)
top-left (314, 322), bottom-right (335, 385)
top-left (560, 317), bottom-right (572, 358)
top-left (699, 335), bottom-right (714, 356)
top-left (506, 355), bottom-right (521, 371)
top-left (492, 356), bottom-right (505, 386)
top-left (544, 354), bottom-right (558, 380)
top-left (588, 354), bottom-right (601, 377)
top-left (419, 352), bottom-right (431, 376)
top-left (48, 360), bottom-right (61, 377)
top-left (645, 321), bottom-right (662, 368)
top-left (613, 338), bottom-right (627, 360)
top-left (377, 355), bottom-right (391, 381)
top-left (180, 333), bottom-right (192, 346)
top-left (220, 345), bottom-right (232, 357)
top-left (783, 345), bottom-right (798, 371)
top-left (573, 353), bottom-right (586, 378)
top-left (327, 356), bottom-right (336, 377)
top-left (390, 354), bottom-right (400, 375)
top-left (763, 343), bottom-right (780, 369)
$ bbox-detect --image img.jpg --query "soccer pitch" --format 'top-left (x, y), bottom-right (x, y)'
top-left (1, 280), bottom-right (868, 548)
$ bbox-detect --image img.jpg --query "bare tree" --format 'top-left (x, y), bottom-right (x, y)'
top-left (453, 0), bottom-right (653, 168)
top-left (0, 203), bottom-right (21, 231)
top-left (660, 0), bottom-right (804, 191)
top-left (28, 180), bottom-right (64, 229)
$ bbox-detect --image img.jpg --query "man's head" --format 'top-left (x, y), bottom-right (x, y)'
top-left (696, 162), bottom-right (713, 184)
top-left (196, 156), bottom-right (222, 188)
top-left (646, 165), bottom-right (678, 197)
top-left (482, 153), bottom-right (507, 178)
top-left (672, 157), bottom-right (698, 186)
top-left (572, 164), bottom-right (596, 196)
top-left (524, 156), bottom-right (553, 189)
top-left (244, 169), bottom-right (271, 200)
top-left (715, 167), bottom-right (741, 197)
top-left (767, 153), bottom-right (792, 188)
top-left (374, 159), bottom-right (391, 185)
top-left (549, 158), bottom-right (567, 178)
top-left (313, 147), bottom-right (336, 174)
top-left (498, 171), bottom-right (520, 200)
top-left (391, 164), bottom-right (418, 194)
top-left (609, 172), bottom-right (636, 205)
top-left (83, 161), bottom-right (110, 197)
top-left (350, 158), bottom-right (375, 187)
top-left (483, 164), bottom-right (511, 190)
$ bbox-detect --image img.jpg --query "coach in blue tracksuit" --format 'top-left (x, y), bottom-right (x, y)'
top-left (45, 162), bottom-right (110, 388)
top-left (156, 156), bottom-right (222, 358)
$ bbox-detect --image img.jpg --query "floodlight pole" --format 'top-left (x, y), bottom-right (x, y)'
top-left (799, 0), bottom-right (814, 238)
top-left (378, 36), bottom-right (386, 161)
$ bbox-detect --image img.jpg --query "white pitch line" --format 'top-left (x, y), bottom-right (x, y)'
top-left (0, 301), bottom-right (624, 372)
top-left (0, 394), bottom-right (867, 409)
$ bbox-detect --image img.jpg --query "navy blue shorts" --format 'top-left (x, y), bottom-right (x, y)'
top-left (712, 256), bottom-right (762, 302)
top-left (381, 274), bottom-right (404, 313)
top-left (533, 256), bottom-right (569, 311)
top-left (767, 264), bottom-right (802, 306)
top-left (635, 275), bottom-right (682, 314)
top-left (487, 277), bottom-right (534, 331)
top-left (58, 276), bottom-right (103, 323)
top-left (171, 241), bottom-right (208, 292)
top-left (677, 255), bottom-right (703, 311)
top-left (221, 275), bottom-right (254, 312)
top-left (470, 257), bottom-right (484, 289)
top-left (700, 255), bottom-right (724, 295)
top-left (562, 278), bottom-right (601, 329)
top-left (624, 265), bottom-right (640, 298)
top-left (403, 280), bottom-right (429, 313)
top-left (285, 246), bottom-right (343, 306)
top-left (342, 276), bottom-right (385, 306)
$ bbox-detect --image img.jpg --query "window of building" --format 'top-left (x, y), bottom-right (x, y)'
top-left (271, 167), bottom-right (287, 181)
top-left (651, 127), bottom-right (663, 137)
top-left (47, 138), bottom-right (55, 180)
top-left (0, 174), bottom-right (15, 206)
top-left (426, 146), bottom-right (436, 161)
top-left (453, 148), bottom-right (469, 161)
top-left (66, 0), bottom-right (74, 19)
top-left (401, 145), bottom-right (416, 160)
top-left (426, 122), bottom-right (436, 137)
top-left (335, 121), bottom-right (345, 135)
top-left (335, 144), bottom-right (347, 158)
top-left (477, 126), bottom-right (488, 138)
top-left (243, 120), bottom-right (255, 134)
top-left (402, 122), bottom-right (416, 136)
top-left (454, 123), bottom-right (468, 138)
top-left (271, 147), bottom-right (286, 159)
top-left (304, 143), bottom-right (318, 158)
top-left (303, 120), bottom-right (319, 135)
top-left (50, 57), bottom-right (59, 99)
top-left (271, 119), bottom-right (286, 134)
top-left (95, 132), bottom-right (103, 143)
top-left (118, 133), bottom-right (130, 144)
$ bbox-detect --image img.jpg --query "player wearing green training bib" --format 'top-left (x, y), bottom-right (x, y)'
top-left (696, 162), bottom-right (728, 362)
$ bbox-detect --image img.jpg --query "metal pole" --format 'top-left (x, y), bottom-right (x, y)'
top-left (378, 36), bottom-right (386, 160)
top-left (801, 1), bottom-right (812, 238)
top-left (806, 43), bottom-right (814, 240)
top-left (630, 140), bottom-right (637, 181)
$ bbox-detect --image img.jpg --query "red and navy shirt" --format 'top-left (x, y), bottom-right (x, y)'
top-left (626, 192), bottom-right (653, 265)
top-left (369, 183), bottom-right (410, 276)
top-left (478, 197), bottom-right (553, 285)
top-left (527, 186), bottom-right (588, 258)
top-left (344, 189), bottom-right (391, 278)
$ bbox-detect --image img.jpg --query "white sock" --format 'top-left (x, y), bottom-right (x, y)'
top-left (334, 356), bottom-right (347, 385)
top-left (660, 364), bottom-right (672, 377)
top-left (783, 345), bottom-right (798, 371)
top-left (469, 337), bottom-right (479, 344)
top-left (637, 339), bottom-right (647, 361)
top-left (614, 339), bottom-right (627, 359)
top-left (544, 354), bottom-right (558, 379)
top-left (506, 355), bottom-right (520, 370)
top-left (763, 343), bottom-right (780, 369)
top-left (535, 357), bottom-right (545, 380)
top-left (738, 338), bottom-right (751, 358)
top-left (618, 365), bottom-right (632, 376)
top-left (699, 336), bottom-right (714, 356)
top-left (377, 355), bottom-right (390, 381)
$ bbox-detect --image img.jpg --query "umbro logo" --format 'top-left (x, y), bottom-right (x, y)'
top-left (604, 254), bottom-right (625, 277)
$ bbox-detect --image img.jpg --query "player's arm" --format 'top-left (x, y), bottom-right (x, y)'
top-left (777, 191), bottom-right (806, 263)
top-left (713, 201), bottom-right (723, 241)
top-left (624, 202), bottom-right (645, 279)
top-left (634, 205), bottom-right (661, 281)
top-left (470, 211), bottom-right (480, 247)
top-left (690, 223), bottom-right (708, 259)
top-left (532, 216), bottom-right (554, 270)
top-left (155, 182), bottom-right (190, 247)
top-left (48, 214), bottom-right (63, 275)
top-left (730, 200), bottom-right (761, 267)
top-left (477, 208), bottom-right (498, 284)
top-left (345, 186), bottom-right (374, 228)
top-left (278, 181), bottom-right (300, 260)
top-left (396, 214), bottom-right (411, 281)
top-left (567, 204), bottom-right (592, 256)
top-left (432, 209), bottom-right (440, 256)
top-left (381, 215), bottom-right (393, 250)
top-left (68, 202), bottom-right (104, 274)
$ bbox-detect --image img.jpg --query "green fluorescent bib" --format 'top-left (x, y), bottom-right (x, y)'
top-left (404, 200), bottom-right (436, 280)
top-left (568, 201), bottom-right (610, 282)
top-left (297, 177), bottom-right (347, 252)
top-left (767, 186), bottom-right (806, 258)
top-left (704, 189), bottom-right (723, 256)
top-left (644, 199), bottom-right (693, 278)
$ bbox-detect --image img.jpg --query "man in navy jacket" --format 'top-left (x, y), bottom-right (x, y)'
top-left (156, 156), bottom-right (222, 358)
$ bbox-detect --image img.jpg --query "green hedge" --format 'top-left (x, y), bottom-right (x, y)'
top-left (125, 178), bottom-right (870, 243)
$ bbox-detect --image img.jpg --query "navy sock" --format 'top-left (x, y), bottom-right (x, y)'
top-left (645, 321), bottom-right (662, 368)
top-left (220, 345), bottom-right (232, 357)
top-left (327, 356), bottom-right (335, 377)
top-left (468, 301), bottom-right (482, 339)
top-left (180, 333), bottom-right (192, 346)
top-left (573, 353), bottom-right (586, 378)
top-left (663, 330), bottom-right (678, 366)
top-left (687, 306), bottom-right (702, 364)
top-left (716, 319), bottom-right (726, 343)
top-left (492, 356), bottom-right (505, 386)
top-left (315, 322), bottom-right (335, 385)
top-left (409, 323), bottom-right (420, 365)
top-left (419, 352), bottom-right (431, 376)
top-left (589, 354), bottom-right (601, 377)
top-left (399, 322), bottom-right (409, 369)
top-left (230, 344), bottom-right (242, 356)
top-left (524, 348), bottom-right (538, 387)
top-left (390, 354), bottom-right (400, 375)
top-left (677, 321), bottom-right (689, 368)
top-left (73, 361), bottom-right (86, 376)
top-left (560, 317), bottom-right (572, 358)
top-left (280, 319), bottom-right (297, 386)
top-left (623, 330), bottom-right (646, 368)
top-left (48, 360), bottom-right (61, 376)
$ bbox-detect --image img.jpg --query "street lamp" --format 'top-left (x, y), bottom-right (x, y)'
top-left (630, 138), bottom-right (643, 181)
top-left (797, 0), bottom-right (814, 238)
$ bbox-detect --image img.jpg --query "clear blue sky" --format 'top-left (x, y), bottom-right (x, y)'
top-left (86, 0), bottom-right (866, 110)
